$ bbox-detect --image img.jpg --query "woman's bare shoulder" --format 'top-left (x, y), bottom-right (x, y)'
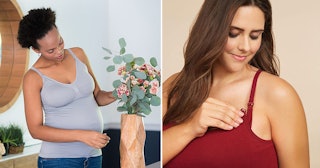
top-left (24, 68), bottom-right (40, 81)
top-left (259, 72), bottom-right (297, 96)
top-left (69, 47), bottom-right (84, 53)
top-left (258, 71), bottom-right (302, 110)
top-left (23, 69), bottom-right (42, 89)
top-left (69, 47), bottom-right (85, 56)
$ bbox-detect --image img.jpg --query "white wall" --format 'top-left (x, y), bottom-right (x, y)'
top-left (0, 0), bottom-right (161, 146)
top-left (162, 0), bottom-right (320, 167)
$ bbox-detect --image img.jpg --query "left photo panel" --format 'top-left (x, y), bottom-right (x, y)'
top-left (0, 0), bottom-right (161, 168)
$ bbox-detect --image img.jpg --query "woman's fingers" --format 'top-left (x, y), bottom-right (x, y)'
top-left (83, 131), bottom-right (111, 149)
top-left (201, 97), bottom-right (245, 130)
top-left (99, 133), bottom-right (111, 148)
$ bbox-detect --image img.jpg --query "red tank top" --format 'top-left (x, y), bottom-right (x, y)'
top-left (163, 70), bottom-right (278, 168)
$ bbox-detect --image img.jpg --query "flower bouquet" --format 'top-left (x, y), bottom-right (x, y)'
top-left (103, 38), bottom-right (161, 167)
top-left (102, 37), bottom-right (161, 117)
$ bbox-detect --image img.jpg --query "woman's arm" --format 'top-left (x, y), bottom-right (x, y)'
top-left (162, 74), bottom-right (197, 164)
top-left (162, 121), bottom-right (199, 165)
top-left (267, 78), bottom-right (309, 168)
top-left (23, 70), bottom-right (109, 149)
top-left (162, 74), bottom-right (244, 165)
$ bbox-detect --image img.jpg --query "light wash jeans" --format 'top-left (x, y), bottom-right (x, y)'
top-left (38, 155), bottom-right (102, 168)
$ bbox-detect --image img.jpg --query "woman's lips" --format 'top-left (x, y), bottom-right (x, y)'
top-left (232, 54), bottom-right (246, 61)
top-left (57, 54), bottom-right (64, 60)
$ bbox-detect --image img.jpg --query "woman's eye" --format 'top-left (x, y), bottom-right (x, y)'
top-left (250, 32), bottom-right (263, 40)
top-left (228, 32), bottom-right (238, 38)
top-left (250, 35), bottom-right (259, 40)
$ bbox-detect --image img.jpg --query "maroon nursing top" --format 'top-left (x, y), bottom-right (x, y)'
top-left (163, 70), bottom-right (278, 168)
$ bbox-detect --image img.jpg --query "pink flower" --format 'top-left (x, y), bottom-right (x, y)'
top-left (130, 75), bottom-right (135, 80)
top-left (143, 80), bottom-right (149, 87)
top-left (140, 86), bottom-right (146, 93)
top-left (116, 83), bottom-right (129, 97)
top-left (118, 66), bottom-right (127, 76)
top-left (131, 79), bottom-right (139, 86)
top-left (149, 80), bottom-right (159, 95)
top-left (137, 78), bottom-right (144, 85)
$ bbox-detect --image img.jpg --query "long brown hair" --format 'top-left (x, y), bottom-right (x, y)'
top-left (163, 0), bottom-right (279, 124)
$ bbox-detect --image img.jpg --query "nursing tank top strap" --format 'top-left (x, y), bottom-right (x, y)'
top-left (247, 70), bottom-right (262, 111)
top-left (67, 48), bottom-right (77, 59)
top-left (30, 67), bottom-right (44, 77)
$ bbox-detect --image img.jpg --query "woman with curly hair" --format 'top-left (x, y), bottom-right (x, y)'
top-left (18, 8), bottom-right (115, 168)
top-left (162, 0), bottom-right (309, 167)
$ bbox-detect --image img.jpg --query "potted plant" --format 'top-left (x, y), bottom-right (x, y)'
top-left (0, 124), bottom-right (25, 155)
top-left (102, 38), bottom-right (161, 167)
top-left (7, 123), bottom-right (25, 154)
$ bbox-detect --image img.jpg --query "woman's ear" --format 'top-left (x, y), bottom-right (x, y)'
top-left (31, 47), bottom-right (40, 54)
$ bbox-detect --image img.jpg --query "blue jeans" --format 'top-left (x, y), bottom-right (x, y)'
top-left (38, 156), bottom-right (102, 168)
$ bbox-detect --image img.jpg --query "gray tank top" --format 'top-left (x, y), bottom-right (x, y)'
top-left (31, 48), bottom-right (103, 158)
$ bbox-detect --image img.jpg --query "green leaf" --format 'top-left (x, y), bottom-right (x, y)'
top-left (123, 54), bottom-right (134, 63)
top-left (102, 47), bottom-right (112, 55)
top-left (138, 102), bottom-right (151, 115)
top-left (142, 109), bottom-right (151, 115)
top-left (112, 90), bottom-right (119, 98)
top-left (132, 86), bottom-right (145, 99)
top-left (146, 92), bottom-right (153, 98)
top-left (134, 71), bottom-right (147, 79)
top-left (125, 63), bottom-right (132, 71)
top-left (103, 56), bottom-right (111, 60)
top-left (134, 57), bottom-right (145, 66)
top-left (117, 106), bottom-right (127, 112)
top-left (106, 65), bottom-right (115, 72)
top-left (150, 96), bottom-right (161, 106)
top-left (130, 94), bottom-right (138, 106)
top-left (155, 76), bottom-right (161, 84)
top-left (112, 80), bottom-right (122, 88)
top-left (119, 38), bottom-right (126, 48)
top-left (120, 47), bottom-right (126, 55)
top-left (141, 96), bottom-right (150, 103)
top-left (150, 57), bottom-right (158, 67)
top-left (121, 94), bottom-right (128, 102)
top-left (113, 56), bottom-right (123, 64)
top-left (126, 104), bottom-right (133, 114)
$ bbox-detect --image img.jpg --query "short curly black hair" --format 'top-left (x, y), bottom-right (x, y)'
top-left (17, 8), bottom-right (57, 49)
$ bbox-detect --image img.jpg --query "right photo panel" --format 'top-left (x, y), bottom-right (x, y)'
top-left (162, 0), bottom-right (319, 167)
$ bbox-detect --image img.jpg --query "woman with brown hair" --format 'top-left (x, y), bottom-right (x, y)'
top-left (162, 0), bottom-right (309, 167)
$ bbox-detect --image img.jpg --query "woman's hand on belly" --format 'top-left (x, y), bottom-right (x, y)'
top-left (78, 131), bottom-right (111, 149)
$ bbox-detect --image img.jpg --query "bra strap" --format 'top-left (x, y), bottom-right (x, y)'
top-left (247, 70), bottom-right (262, 111)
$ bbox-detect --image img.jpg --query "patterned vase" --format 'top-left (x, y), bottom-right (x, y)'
top-left (120, 113), bottom-right (146, 168)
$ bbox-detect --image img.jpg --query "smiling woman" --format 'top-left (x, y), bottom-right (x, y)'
top-left (0, 0), bottom-right (29, 113)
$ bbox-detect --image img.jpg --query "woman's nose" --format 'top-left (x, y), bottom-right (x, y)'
top-left (56, 45), bottom-right (64, 55)
top-left (238, 37), bottom-right (250, 52)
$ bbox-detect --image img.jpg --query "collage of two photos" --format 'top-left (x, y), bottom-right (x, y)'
top-left (0, 0), bottom-right (319, 167)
